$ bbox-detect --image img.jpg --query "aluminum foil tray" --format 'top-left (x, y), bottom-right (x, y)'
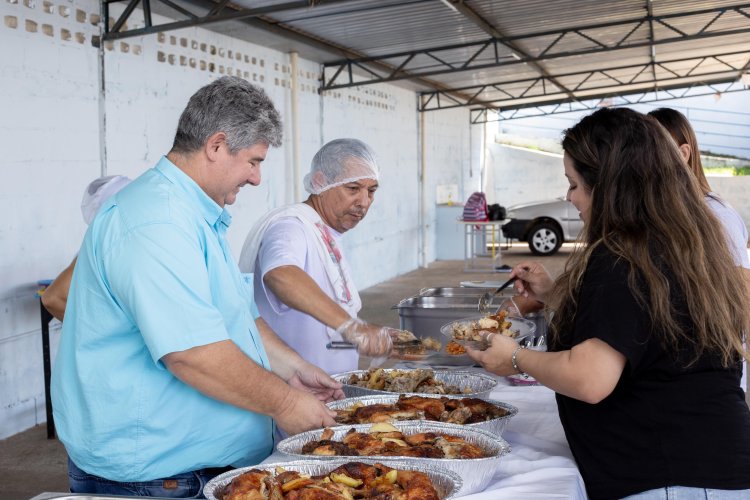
top-left (203, 458), bottom-right (462, 500)
top-left (326, 394), bottom-right (518, 437)
top-left (275, 420), bottom-right (510, 495)
top-left (332, 369), bottom-right (498, 399)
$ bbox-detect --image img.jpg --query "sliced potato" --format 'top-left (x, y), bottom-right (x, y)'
top-left (330, 472), bottom-right (363, 487)
top-left (385, 470), bottom-right (398, 484)
top-left (381, 437), bottom-right (408, 447)
top-left (280, 476), bottom-right (314, 492)
top-left (368, 422), bottom-right (399, 434)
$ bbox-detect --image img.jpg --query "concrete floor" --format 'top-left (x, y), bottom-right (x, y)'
top-left (3, 242), bottom-right (744, 499)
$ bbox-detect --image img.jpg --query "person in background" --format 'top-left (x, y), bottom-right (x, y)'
top-left (51, 76), bottom-right (343, 497)
top-left (41, 175), bottom-right (131, 321)
top-left (647, 107), bottom-right (749, 273)
top-left (469, 107), bottom-right (750, 499)
top-left (239, 138), bottom-right (396, 374)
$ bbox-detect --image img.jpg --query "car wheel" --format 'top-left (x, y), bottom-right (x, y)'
top-left (528, 222), bottom-right (563, 256)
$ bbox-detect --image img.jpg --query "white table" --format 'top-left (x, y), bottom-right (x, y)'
top-left (459, 378), bottom-right (586, 499)
top-left (263, 374), bottom-right (586, 499)
top-left (458, 220), bottom-right (507, 272)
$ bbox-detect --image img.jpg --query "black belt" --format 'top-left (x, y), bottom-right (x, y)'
top-left (200, 465), bottom-right (235, 476)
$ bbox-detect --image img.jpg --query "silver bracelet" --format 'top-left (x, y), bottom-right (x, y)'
top-left (511, 345), bottom-right (529, 378)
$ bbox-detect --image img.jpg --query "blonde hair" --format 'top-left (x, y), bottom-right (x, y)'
top-left (549, 107), bottom-right (748, 367)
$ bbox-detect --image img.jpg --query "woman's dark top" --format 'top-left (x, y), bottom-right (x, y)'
top-left (553, 245), bottom-right (750, 499)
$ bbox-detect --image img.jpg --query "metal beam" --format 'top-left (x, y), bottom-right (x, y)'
top-left (100, 0), bottom-right (495, 108)
top-left (418, 50), bottom-right (750, 111)
top-left (469, 81), bottom-right (750, 124)
top-left (440, 0), bottom-right (578, 104)
top-left (321, 3), bottom-right (750, 90)
top-left (102, 0), bottom-right (359, 41)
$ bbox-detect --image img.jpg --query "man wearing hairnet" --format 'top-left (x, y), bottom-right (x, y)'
top-left (239, 138), bottom-right (397, 374)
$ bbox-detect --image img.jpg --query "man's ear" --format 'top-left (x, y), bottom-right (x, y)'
top-left (678, 143), bottom-right (691, 163)
top-left (205, 132), bottom-right (227, 161)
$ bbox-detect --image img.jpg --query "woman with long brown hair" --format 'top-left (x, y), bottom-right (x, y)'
top-left (469, 107), bottom-right (750, 499)
top-left (647, 107), bottom-right (750, 281)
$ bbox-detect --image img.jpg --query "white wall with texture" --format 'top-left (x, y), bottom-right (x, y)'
top-left (0, 0), bottom-right (480, 438)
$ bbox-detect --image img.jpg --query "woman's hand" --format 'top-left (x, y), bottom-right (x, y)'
top-left (511, 261), bottom-right (554, 303)
top-left (466, 333), bottom-right (520, 377)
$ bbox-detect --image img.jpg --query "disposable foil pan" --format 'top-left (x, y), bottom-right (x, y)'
top-left (326, 394), bottom-right (518, 437)
top-left (332, 369), bottom-right (498, 399)
top-left (203, 458), bottom-right (462, 500)
top-left (276, 420), bottom-right (510, 495)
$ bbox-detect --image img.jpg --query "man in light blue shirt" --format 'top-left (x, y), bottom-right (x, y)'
top-left (51, 76), bottom-right (343, 497)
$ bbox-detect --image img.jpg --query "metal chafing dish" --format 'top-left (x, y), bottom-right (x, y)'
top-left (418, 286), bottom-right (499, 297)
top-left (203, 458), bottom-right (463, 500)
top-left (332, 369), bottom-right (498, 399)
top-left (326, 394), bottom-right (518, 437)
top-left (393, 295), bottom-right (513, 339)
top-left (275, 420), bottom-right (510, 495)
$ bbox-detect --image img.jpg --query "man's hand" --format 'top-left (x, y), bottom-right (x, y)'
top-left (288, 364), bottom-right (345, 402)
top-left (271, 387), bottom-right (339, 435)
top-left (336, 318), bottom-right (393, 357)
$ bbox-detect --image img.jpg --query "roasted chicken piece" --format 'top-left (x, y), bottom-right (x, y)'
top-left (395, 469), bottom-right (440, 500)
top-left (347, 368), bottom-right (468, 395)
top-left (222, 462), bottom-right (440, 500)
top-left (223, 469), bottom-right (273, 500)
top-left (353, 403), bottom-right (422, 424)
top-left (435, 435), bottom-right (485, 459)
top-left (335, 395), bottom-right (508, 427)
top-left (396, 395), bottom-right (446, 420)
top-left (341, 428), bottom-right (389, 455)
top-left (301, 426), bottom-right (485, 461)
top-left (444, 406), bottom-right (472, 424)
top-left (301, 440), bottom-right (358, 456)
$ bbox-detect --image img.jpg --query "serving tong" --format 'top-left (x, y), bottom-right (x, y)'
top-left (477, 277), bottom-right (517, 313)
top-left (326, 338), bottom-right (422, 350)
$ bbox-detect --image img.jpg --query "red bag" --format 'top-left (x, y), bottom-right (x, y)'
top-left (462, 192), bottom-right (489, 221)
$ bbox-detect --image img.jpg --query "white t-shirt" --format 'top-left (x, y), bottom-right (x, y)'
top-left (706, 193), bottom-right (750, 390)
top-left (706, 193), bottom-right (750, 269)
top-left (253, 217), bottom-right (359, 375)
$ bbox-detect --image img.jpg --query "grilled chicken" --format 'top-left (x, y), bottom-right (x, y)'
top-left (222, 462), bottom-right (439, 500)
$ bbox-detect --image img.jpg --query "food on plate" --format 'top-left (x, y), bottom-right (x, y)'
top-left (421, 337), bottom-right (443, 351)
top-left (451, 310), bottom-right (514, 342)
top-left (445, 341), bottom-right (466, 355)
top-left (221, 461), bottom-right (439, 499)
top-left (391, 329), bottom-right (419, 343)
top-left (335, 394), bottom-right (509, 425)
top-left (392, 336), bottom-right (442, 360)
top-left (347, 368), bottom-right (470, 394)
top-left (300, 423), bottom-right (486, 460)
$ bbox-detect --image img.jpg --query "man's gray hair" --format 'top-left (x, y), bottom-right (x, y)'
top-left (172, 76), bottom-right (282, 154)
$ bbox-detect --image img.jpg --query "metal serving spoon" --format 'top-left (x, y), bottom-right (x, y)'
top-left (477, 277), bottom-right (517, 313)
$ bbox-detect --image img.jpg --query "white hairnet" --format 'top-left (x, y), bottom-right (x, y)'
top-left (81, 175), bottom-right (132, 225)
top-left (303, 138), bottom-right (379, 195)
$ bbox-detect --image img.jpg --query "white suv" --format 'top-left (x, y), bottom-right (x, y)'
top-left (501, 197), bottom-right (583, 255)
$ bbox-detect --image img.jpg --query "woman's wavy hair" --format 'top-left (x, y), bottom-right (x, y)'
top-left (647, 107), bottom-right (711, 195)
top-left (548, 107), bottom-right (748, 366)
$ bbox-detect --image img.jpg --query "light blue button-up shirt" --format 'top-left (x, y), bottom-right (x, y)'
top-left (51, 157), bottom-right (273, 482)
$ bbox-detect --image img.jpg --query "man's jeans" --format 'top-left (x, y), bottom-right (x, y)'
top-left (623, 486), bottom-right (750, 500)
top-left (68, 457), bottom-right (232, 498)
